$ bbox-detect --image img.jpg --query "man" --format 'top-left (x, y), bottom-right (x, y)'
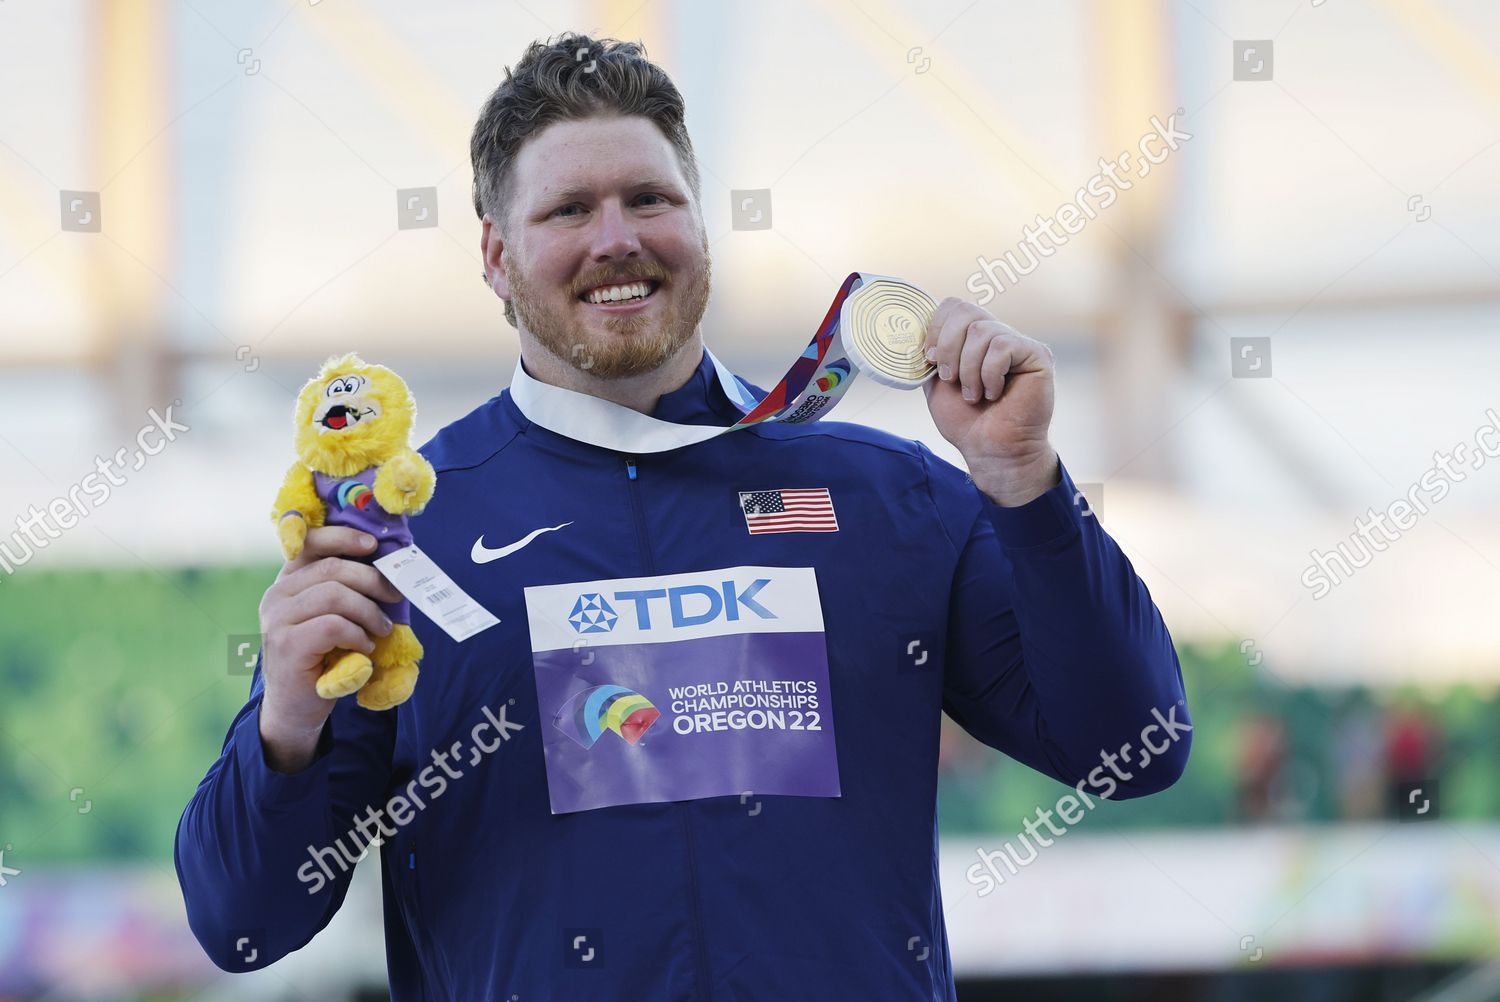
top-left (176, 33), bottom-right (1191, 1000)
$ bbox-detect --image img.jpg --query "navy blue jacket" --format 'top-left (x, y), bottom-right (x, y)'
top-left (175, 349), bottom-right (1190, 1000)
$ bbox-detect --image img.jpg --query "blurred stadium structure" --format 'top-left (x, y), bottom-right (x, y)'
top-left (3, 0), bottom-right (1500, 999)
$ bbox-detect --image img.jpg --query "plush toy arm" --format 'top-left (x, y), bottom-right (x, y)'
top-left (271, 462), bottom-right (325, 560)
top-left (373, 448), bottom-right (436, 517)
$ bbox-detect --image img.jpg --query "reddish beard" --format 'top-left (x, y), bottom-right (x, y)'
top-left (509, 249), bottom-right (712, 380)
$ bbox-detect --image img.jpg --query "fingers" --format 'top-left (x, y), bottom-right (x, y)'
top-left (276, 526), bottom-right (375, 579)
top-left (280, 553), bottom-right (402, 603)
top-left (948, 316), bottom-right (1032, 402)
top-left (922, 296), bottom-right (1052, 402)
top-left (282, 578), bottom-right (395, 638)
top-left (923, 297), bottom-right (984, 382)
top-left (285, 614), bottom-right (379, 659)
top-left (258, 525), bottom-right (410, 719)
top-left (978, 337), bottom-right (1017, 401)
top-left (260, 566), bottom-right (394, 683)
top-left (957, 323), bottom-right (1008, 402)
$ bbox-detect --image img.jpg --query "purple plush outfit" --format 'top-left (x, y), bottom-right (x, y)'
top-left (305, 464), bottom-right (412, 625)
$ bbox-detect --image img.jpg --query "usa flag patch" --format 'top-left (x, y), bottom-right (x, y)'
top-left (739, 488), bottom-right (839, 535)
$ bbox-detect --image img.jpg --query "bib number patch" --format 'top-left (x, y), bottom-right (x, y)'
top-left (523, 566), bottom-right (841, 814)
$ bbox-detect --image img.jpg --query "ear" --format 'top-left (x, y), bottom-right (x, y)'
top-left (480, 213), bottom-right (511, 304)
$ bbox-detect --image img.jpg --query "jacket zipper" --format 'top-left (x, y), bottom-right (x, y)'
top-left (679, 808), bottom-right (713, 1001)
top-left (400, 841), bottom-right (449, 1000)
top-left (622, 456), bottom-right (651, 573)
top-left (621, 454), bottom-right (713, 1000)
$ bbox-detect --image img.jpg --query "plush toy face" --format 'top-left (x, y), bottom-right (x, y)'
top-left (293, 352), bottom-right (415, 476)
top-left (314, 373), bottom-right (383, 433)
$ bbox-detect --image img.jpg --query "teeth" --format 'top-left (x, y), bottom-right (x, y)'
top-left (585, 282), bottom-right (652, 304)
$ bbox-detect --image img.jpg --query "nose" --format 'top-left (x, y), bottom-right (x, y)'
top-left (589, 199), bottom-right (642, 262)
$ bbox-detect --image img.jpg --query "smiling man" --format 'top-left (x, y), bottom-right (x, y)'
top-left (490, 109), bottom-right (710, 392)
top-left (176, 32), bottom-right (1191, 1001)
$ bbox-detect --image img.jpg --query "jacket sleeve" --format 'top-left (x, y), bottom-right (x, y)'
top-left (922, 446), bottom-right (1192, 799)
top-left (173, 649), bottom-right (396, 970)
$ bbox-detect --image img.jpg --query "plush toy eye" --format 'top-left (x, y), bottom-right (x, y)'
top-left (325, 375), bottom-right (364, 397)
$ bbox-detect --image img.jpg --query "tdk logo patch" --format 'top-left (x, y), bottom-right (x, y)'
top-left (530, 567), bottom-right (820, 660)
top-left (578, 579), bottom-right (776, 632)
top-left (569, 593), bottom-right (618, 634)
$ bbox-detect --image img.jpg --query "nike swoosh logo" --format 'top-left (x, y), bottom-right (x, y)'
top-left (471, 522), bottom-right (573, 564)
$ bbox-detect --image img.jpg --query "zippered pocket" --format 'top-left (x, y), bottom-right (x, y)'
top-left (389, 836), bottom-right (451, 999)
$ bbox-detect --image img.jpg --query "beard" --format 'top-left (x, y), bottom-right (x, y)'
top-left (509, 236), bottom-right (712, 380)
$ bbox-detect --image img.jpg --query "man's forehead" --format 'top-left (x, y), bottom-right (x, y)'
top-left (517, 118), bottom-right (684, 200)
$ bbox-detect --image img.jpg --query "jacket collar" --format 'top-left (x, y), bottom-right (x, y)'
top-left (507, 345), bottom-right (765, 454)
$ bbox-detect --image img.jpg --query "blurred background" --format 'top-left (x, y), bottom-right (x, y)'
top-left (2, 0), bottom-right (1499, 999)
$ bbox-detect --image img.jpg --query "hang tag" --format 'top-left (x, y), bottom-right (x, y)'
top-left (374, 544), bottom-right (499, 642)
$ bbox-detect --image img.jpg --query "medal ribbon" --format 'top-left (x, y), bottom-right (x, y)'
top-left (511, 271), bottom-right (887, 454)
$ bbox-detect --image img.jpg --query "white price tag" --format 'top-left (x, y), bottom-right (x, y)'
top-left (374, 544), bottom-right (499, 643)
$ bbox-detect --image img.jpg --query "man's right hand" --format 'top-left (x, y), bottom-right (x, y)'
top-left (255, 527), bottom-right (403, 772)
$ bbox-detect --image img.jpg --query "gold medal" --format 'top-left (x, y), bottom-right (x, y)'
top-left (839, 275), bottom-right (938, 388)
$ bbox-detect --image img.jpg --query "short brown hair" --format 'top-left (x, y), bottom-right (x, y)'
top-left (470, 34), bottom-right (703, 322)
top-left (470, 33), bottom-right (702, 224)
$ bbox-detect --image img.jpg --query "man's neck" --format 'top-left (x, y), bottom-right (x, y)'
top-left (516, 331), bottom-right (705, 415)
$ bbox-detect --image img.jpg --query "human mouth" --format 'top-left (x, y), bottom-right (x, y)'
top-left (578, 279), bottom-right (661, 312)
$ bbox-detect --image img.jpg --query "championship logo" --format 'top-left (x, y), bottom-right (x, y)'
top-left (553, 685), bottom-right (662, 749)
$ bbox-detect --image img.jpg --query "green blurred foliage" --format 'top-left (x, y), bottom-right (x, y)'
top-left (938, 640), bottom-right (1500, 834)
top-left (0, 564), bottom-right (278, 864)
top-left (2, 567), bottom-right (1497, 862)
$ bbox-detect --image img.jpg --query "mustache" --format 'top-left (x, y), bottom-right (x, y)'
top-left (572, 265), bottom-right (668, 297)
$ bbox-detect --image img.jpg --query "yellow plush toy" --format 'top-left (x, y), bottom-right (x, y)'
top-left (271, 352), bottom-right (436, 711)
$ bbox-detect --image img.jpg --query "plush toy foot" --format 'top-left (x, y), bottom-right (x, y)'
top-left (357, 623), bottom-right (423, 711)
top-left (357, 662), bottom-right (419, 711)
top-left (316, 650), bottom-right (373, 699)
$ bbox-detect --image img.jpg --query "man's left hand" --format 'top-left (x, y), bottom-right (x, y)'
top-left (921, 297), bottom-right (1060, 507)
